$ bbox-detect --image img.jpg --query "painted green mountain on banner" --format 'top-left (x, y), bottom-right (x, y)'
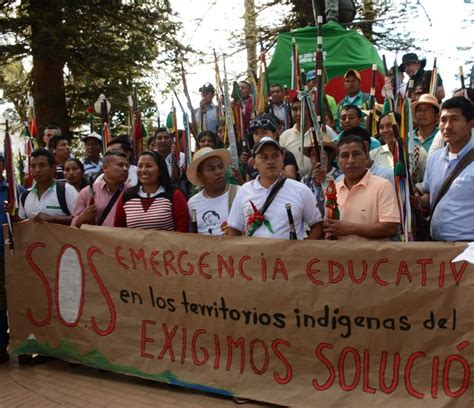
top-left (13, 337), bottom-right (233, 397)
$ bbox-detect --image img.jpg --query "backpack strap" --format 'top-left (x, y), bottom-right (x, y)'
top-left (56, 181), bottom-right (70, 216)
top-left (20, 190), bottom-right (31, 209)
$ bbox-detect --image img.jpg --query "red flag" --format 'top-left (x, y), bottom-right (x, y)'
top-left (29, 117), bottom-right (38, 139)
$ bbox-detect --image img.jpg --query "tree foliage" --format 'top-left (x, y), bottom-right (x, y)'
top-left (0, 0), bottom-right (189, 137)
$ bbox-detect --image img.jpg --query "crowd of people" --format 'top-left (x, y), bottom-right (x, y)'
top-left (0, 52), bottom-right (473, 364)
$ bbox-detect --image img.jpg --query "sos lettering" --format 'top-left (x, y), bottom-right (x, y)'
top-left (25, 242), bottom-right (116, 336)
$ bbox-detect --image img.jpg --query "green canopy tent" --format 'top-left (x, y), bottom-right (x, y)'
top-left (267, 22), bottom-right (386, 103)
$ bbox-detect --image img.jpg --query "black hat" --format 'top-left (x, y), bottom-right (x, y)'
top-left (249, 114), bottom-right (278, 133)
top-left (199, 83), bottom-right (215, 94)
top-left (399, 53), bottom-right (427, 71)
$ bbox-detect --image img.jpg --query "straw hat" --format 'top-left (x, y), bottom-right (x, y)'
top-left (411, 93), bottom-right (440, 112)
top-left (186, 147), bottom-right (231, 187)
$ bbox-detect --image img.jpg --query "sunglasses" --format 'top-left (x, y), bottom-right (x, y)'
top-left (250, 118), bottom-right (275, 128)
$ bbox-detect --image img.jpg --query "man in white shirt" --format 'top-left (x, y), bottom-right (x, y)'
top-left (227, 137), bottom-right (323, 240)
top-left (15, 149), bottom-right (77, 225)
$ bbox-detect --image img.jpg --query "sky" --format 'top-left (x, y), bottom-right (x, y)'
top-left (164, 0), bottom-right (473, 125)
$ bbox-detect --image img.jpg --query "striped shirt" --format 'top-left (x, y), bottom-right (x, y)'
top-left (83, 158), bottom-right (103, 176)
top-left (114, 185), bottom-right (189, 232)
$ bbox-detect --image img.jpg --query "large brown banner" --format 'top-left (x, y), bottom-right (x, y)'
top-left (5, 221), bottom-right (474, 407)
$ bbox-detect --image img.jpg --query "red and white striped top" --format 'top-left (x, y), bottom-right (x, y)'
top-left (123, 196), bottom-right (175, 230)
top-left (114, 186), bottom-right (189, 232)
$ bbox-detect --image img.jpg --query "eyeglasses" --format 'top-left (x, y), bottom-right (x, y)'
top-left (250, 118), bottom-right (275, 128)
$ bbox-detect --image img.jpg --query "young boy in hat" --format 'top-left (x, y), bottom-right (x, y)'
top-left (187, 148), bottom-right (239, 236)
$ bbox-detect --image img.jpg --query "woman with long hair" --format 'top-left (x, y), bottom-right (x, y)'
top-left (114, 151), bottom-right (189, 231)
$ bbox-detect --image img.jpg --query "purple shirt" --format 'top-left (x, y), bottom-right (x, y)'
top-left (72, 178), bottom-right (127, 227)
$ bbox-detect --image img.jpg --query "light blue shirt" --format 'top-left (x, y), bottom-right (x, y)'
top-left (414, 127), bottom-right (439, 153)
top-left (83, 158), bottom-right (103, 176)
top-left (193, 103), bottom-right (218, 133)
top-left (422, 139), bottom-right (474, 241)
top-left (336, 91), bottom-right (369, 131)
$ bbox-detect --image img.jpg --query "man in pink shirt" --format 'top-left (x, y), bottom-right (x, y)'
top-left (72, 150), bottom-right (129, 227)
top-left (324, 134), bottom-right (400, 240)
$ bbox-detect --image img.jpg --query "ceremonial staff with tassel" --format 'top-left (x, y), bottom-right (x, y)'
top-left (170, 100), bottom-right (180, 183)
top-left (181, 61), bottom-right (198, 143)
top-left (258, 37), bottom-right (272, 115)
top-left (213, 49), bottom-right (225, 120)
top-left (313, 13), bottom-right (325, 130)
top-left (382, 55), bottom-right (395, 113)
top-left (459, 66), bottom-right (467, 99)
top-left (173, 90), bottom-right (192, 171)
top-left (299, 70), bottom-right (327, 179)
top-left (132, 88), bottom-right (145, 163)
top-left (94, 94), bottom-right (111, 155)
top-left (283, 85), bottom-right (292, 130)
top-left (367, 63), bottom-right (378, 137)
top-left (291, 35), bottom-right (300, 92)
top-left (3, 113), bottom-right (16, 255)
top-left (429, 57), bottom-right (438, 97)
top-left (222, 56), bottom-right (241, 179)
top-left (396, 80), bottom-right (429, 241)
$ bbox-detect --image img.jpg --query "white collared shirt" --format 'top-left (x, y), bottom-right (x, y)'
top-left (19, 181), bottom-right (78, 219)
top-left (227, 176), bottom-right (322, 239)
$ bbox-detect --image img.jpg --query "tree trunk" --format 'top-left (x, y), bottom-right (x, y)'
top-left (243, 0), bottom-right (257, 79)
top-left (29, 0), bottom-right (69, 139)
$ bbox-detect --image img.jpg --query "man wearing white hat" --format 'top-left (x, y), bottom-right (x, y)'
top-left (187, 148), bottom-right (239, 236)
top-left (82, 132), bottom-right (103, 177)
